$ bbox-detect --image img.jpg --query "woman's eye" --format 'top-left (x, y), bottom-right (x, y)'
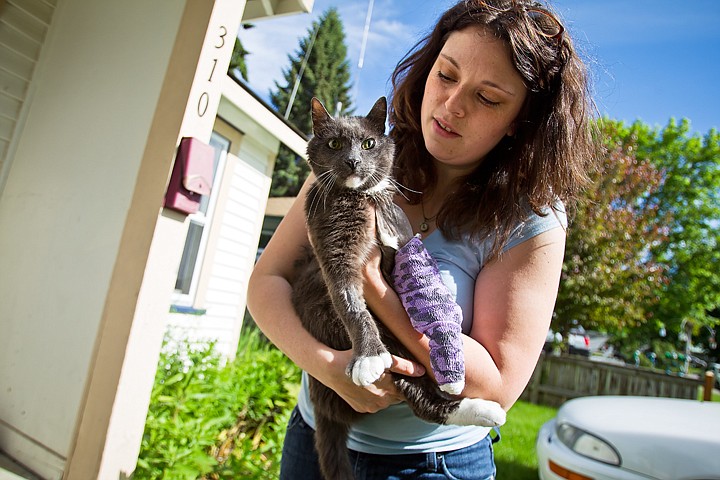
top-left (328, 139), bottom-right (342, 150)
top-left (437, 70), bottom-right (454, 82)
top-left (478, 93), bottom-right (500, 106)
top-left (361, 138), bottom-right (375, 150)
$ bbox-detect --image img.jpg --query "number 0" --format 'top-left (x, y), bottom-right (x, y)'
top-left (197, 92), bottom-right (209, 117)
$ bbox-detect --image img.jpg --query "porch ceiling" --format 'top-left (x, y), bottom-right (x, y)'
top-left (242, 0), bottom-right (314, 22)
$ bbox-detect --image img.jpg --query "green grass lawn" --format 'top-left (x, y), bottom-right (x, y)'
top-left (493, 401), bottom-right (558, 479)
top-left (699, 388), bottom-right (720, 402)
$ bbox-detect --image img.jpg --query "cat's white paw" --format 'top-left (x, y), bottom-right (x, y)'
top-left (439, 380), bottom-right (465, 396)
top-left (446, 398), bottom-right (506, 427)
top-left (349, 352), bottom-right (392, 386)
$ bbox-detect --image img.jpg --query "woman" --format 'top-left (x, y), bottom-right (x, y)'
top-left (247, 1), bottom-right (597, 478)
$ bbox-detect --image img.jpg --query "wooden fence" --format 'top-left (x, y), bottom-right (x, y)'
top-left (521, 353), bottom-right (703, 408)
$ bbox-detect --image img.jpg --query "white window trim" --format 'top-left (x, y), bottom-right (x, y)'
top-left (171, 132), bottom-right (228, 307)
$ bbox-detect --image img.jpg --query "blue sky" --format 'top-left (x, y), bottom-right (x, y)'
top-left (240, 0), bottom-right (719, 134)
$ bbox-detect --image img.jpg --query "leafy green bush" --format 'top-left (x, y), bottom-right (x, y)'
top-left (135, 326), bottom-right (569, 479)
top-left (134, 328), bottom-right (300, 479)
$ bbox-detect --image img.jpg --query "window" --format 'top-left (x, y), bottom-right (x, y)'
top-left (173, 132), bottom-right (229, 300)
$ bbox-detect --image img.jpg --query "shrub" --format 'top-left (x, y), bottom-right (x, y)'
top-left (134, 328), bottom-right (301, 479)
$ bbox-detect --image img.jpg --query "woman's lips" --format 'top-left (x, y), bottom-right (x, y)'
top-left (433, 117), bottom-right (460, 138)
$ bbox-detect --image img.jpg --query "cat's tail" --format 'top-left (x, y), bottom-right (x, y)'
top-left (314, 413), bottom-right (355, 480)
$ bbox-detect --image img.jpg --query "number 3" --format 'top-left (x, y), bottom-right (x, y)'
top-left (215, 26), bottom-right (227, 49)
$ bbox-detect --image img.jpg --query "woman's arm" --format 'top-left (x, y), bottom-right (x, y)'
top-left (364, 227), bottom-right (566, 410)
top-left (246, 176), bottom-right (424, 413)
top-left (467, 226), bottom-right (566, 408)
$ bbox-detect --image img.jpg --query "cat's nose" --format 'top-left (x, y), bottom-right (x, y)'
top-left (345, 158), bottom-right (360, 171)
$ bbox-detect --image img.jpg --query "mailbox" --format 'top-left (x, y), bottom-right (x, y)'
top-left (164, 137), bottom-right (215, 215)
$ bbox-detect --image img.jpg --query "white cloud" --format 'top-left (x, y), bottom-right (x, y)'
top-left (237, 1), bottom-right (451, 114)
top-left (240, 15), bottom-right (315, 102)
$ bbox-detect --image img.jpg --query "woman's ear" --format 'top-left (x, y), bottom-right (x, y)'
top-left (506, 122), bottom-right (517, 137)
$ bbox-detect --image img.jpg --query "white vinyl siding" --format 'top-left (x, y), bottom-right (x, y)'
top-left (0, 0), bottom-right (57, 182)
top-left (168, 152), bottom-right (271, 359)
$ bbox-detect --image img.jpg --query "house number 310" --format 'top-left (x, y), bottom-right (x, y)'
top-left (197, 25), bottom-right (228, 117)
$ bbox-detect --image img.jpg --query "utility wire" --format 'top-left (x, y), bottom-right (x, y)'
top-left (284, 23), bottom-right (319, 119)
top-left (353, 0), bottom-right (375, 106)
top-left (358, 0), bottom-right (375, 69)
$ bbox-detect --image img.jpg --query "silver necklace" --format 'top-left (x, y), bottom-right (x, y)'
top-left (419, 197), bottom-right (437, 233)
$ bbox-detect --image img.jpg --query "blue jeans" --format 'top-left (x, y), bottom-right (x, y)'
top-left (280, 406), bottom-right (498, 480)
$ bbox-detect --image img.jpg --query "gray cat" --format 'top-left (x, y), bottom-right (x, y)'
top-left (291, 97), bottom-right (505, 480)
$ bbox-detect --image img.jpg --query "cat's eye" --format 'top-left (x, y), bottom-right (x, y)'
top-left (327, 139), bottom-right (342, 150)
top-left (361, 138), bottom-right (376, 150)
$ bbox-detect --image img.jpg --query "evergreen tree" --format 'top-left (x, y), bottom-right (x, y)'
top-left (228, 36), bottom-right (250, 82)
top-left (230, 25), bottom-right (255, 82)
top-left (269, 8), bottom-right (354, 196)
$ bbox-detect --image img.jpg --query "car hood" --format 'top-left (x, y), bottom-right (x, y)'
top-left (556, 396), bottom-right (720, 479)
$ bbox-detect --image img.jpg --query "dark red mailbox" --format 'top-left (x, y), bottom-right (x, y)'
top-left (164, 137), bottom-right (215, 215)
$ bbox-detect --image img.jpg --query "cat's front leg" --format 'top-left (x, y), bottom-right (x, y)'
top-left (347, 349), bottom-right (392, 387)
top-left (344, 308), bottom-right (391, 386)
top-left (330, 284), bottom-right (391, 387)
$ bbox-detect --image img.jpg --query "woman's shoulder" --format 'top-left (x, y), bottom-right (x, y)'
top-left (424, 200), bottom-right (566, 270)
top-left (451, 200), bottom-right (567, 261)
top-left (502, 200), bottom-right (567, 253)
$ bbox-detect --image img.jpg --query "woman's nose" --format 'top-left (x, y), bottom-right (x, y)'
top-left (445, 87), bottom-right (465, 117)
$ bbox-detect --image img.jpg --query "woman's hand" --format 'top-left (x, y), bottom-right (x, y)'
top-left (324, 350), bottom-right (425, 413)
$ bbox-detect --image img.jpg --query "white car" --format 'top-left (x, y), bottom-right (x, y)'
top-left (567, 326), bottom-right (591, 357)
top-left (537, 396), bottom-right (720, 480)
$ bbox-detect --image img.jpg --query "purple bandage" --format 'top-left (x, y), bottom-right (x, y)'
top-left (391, 236), bottom-right (465, 393)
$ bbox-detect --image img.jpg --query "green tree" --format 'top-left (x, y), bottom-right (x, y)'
top-left (556, 118), bottom-right (720, 352)
top-left (554, 119), bottom-right (670, 336)
top-left (631, 120), bottom-right (720, 339)
top-left (228, 36), bottom-right (250, 82)
top-left (269, 8), bottom-right (354, 196)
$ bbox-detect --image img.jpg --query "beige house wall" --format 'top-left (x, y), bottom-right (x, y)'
top-left (0, 0), bottom-right (244, 478)
top-left (0, 0), bottom-right (312, 477)
top-left (0, 1), bottom-right (192, 476)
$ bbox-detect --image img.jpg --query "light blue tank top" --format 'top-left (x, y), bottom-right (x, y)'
top-left (297, 203), bottom-right (567, 454)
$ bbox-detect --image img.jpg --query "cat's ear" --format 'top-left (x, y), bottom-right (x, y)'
top-left (311, 97), bottom-right (332, 135)
top-left (365, 96), bottom-right (387, 134)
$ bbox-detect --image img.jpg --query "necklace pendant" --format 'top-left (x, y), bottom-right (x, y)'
top-left (419, 221), bottom-right (429, 232)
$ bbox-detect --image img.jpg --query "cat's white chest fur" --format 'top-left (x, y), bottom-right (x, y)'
top-left (345, 176), bottom-right (364, 189)
top-left (362, 177), bottom-right (390, 194)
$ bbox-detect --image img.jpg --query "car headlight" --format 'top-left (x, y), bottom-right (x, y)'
top-left (556, 423), bottom-right (621, 466)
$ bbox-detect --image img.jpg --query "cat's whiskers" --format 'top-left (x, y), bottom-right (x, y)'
top-left (308, 176), bottom-right (326, 218)
top-left (308, 158), bottom-right (333, 169)
top-left (308, 193), bottom-right (321, 220)
top-left (316, 170), bottom-right (337, 193)
top-left (319, 178), bottom-right (331, 213)
top-left (363, 171), bottom-right (389, 195)
top-left (315, 171), bottom-right (334, 191)
top-left (309, 170), bottom-right (340, 219)
top-left (389, 178), bottom-right (422, 196)
top-left (360, 170), bottom-right (378, 191)
top-left (308, 173), bottom-right (329, 219)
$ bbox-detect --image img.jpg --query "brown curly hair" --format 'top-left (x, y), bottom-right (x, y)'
top-left (390, 0), bottom-right (598, 255)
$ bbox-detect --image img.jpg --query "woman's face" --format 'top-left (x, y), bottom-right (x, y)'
top-left (421, 25), bottom-right (528, 177)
